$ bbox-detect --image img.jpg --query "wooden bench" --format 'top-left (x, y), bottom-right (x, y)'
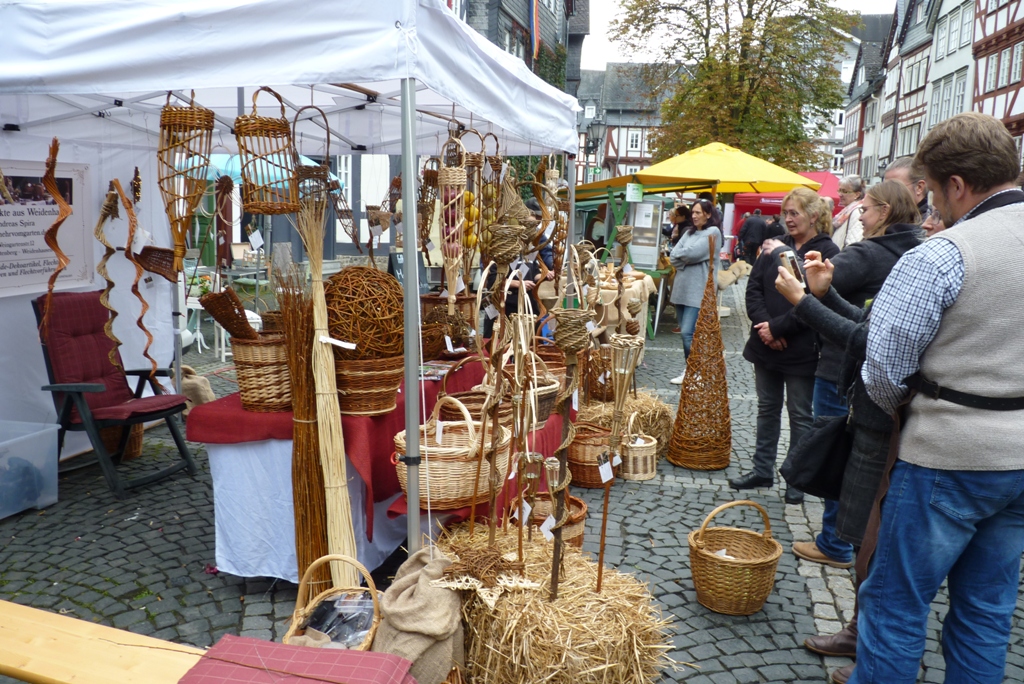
top-left (0, 600), bottom-right (203, 683)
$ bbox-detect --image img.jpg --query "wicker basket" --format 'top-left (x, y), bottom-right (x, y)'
top-left (514, 492), bottom-right (588, 548)
top-left (231, 332), bottom-right (292, 412)
top-left (421, 292), bottom-right (477, 328)
top-left (394, 396), bottom-right (511, 510)
top-left (260, 310), bottom-right (283, 332)
top-left (283, 554), bottom-right (380, 649)
top-left (199, 287), bottom-right (259, 340)
top-left (99, 423), bottom-right (144, 462)
top-left (438, 356), bottom-right (513, 427)
top-left (620, 412), bottom-right (657, 481)
top-left (567, 421), bottom-right (614, 488)
top-left (335, 355), bottom-right (404, 416)
top-left (534, 336), bottom-right (567, 390)
top-left (586, 345), bottom-right (615, 402)
top-left (135, 245), bottom-right (177, 283)
top-left (234, 87), bottom-right (299, 215)
top-left (503, 356), bottom-right (560, 430)
top-left (688, 500), bottom-right (783, 616)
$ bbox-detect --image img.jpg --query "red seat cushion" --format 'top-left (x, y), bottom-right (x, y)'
top-left (91, 394), bottom-right (187, 422)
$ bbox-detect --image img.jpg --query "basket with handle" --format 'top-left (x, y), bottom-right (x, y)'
top-left (688, 500), bottom-right (783, 616)
top-left (394, 395), bottom-right (511, 510)
top-left (234, 86), bottom-right (300, 215)
top-left (231, 332), bottom-right (292, 412)
top-left (283, 553), bottom-right (380, 649)
top-left (513, 491), bottom-right (589, 548)
top-left (620, 411), bottom-right (657, 481)
top-left (438, 355), bottom-right (513, 428)
top-left (567, 421), bottom-right (614, 488)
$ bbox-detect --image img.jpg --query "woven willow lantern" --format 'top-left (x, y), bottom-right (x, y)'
top-left (234, 87), bottom-right (299, 216)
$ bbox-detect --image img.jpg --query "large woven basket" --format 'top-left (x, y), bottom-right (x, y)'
top-left (438, 356), bottom-right (513, 428)
top-left (514, 492), bottom-right (588, 548)
top-left (335, 355), bottom-right (404, 416)
top-left (100, 423), bottom-right (144, 462)
top-left (283, 554), bottom-right (380, 649)
top-left (231, 333), bottom-right (291, 412)
top-left (620, 412), bottom-right (657, 481)
top-left (567, 421), bottom-right (614, 488)
top-left (688, 500), bottom-right (783, 616)
top-left (394, 396), bottom-right (511, 510)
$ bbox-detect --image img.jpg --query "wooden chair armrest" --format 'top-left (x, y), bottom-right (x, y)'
top-left (42, 383), bottom-right (105, 393)
top-left (124, 368), bottom-right (172, 377)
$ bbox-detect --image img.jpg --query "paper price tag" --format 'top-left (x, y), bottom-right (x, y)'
top-left (319, 335), bottom-right (356, 350)
top-left (456, 275), bottom-right (466, 294)
top-left (612, 453), bottom-right (622, 467)
top-left (583, 285), bottom-right (590, 297)
top-left (540, 515), bottom-right (556, 541)
top-left (248, 229), bottom-right (264, 250)
top-left (426, 240), bottom-right (436, 252)
top-left (508, 463), bottom-right (517, 480)
top-left (623, 262), bottom-right (633, 274)
top-left (599, 460), bottom-right (614, 483)
top-left (597, 371), bottom-right (608, 385)
top-left (633, 436), bottom-right (644, 446)
top-left (585, 321), bottom-right (596, 333)
top-left (513, 500), bottom-right (532, 523)
top-left (394, 221), bottom-right (403, 236)
top-left (439, 288), bottom-right (449, 299)
top-left (485, 303), bottom-right (499, 320)
top-left (548, 318), bottom-right (557, 332)
top-left (519, 263), bottom-right (530, 278)
top-left (444, 335), bottom-right (454, 353)
top-left (436, 421), bottom-right (445, 444)
top-left (370, 224), bottom-right (383, 238)
top-left (572, 389), bottom-right (579, 411)
top-left (144, 275), bottom-right (155, 289)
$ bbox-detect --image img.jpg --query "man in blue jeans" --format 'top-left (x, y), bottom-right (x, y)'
top-left (854, 112), bottom-right (1024, 683)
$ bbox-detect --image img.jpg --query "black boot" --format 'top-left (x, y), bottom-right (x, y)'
top-left (729, 471), bottom-right (773, 490)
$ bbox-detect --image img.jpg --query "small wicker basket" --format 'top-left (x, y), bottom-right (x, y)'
top-left (394, 396), bottom-right (511, 510)
top-left (99, 423), bottom-right (144, 462)
top-left (620, 412), bottom-right (657, 481)
top-left (567, 421), bottom-right (614, 488)
top-left (260, 310), bottom-right (283, 332)
top-left (335, 355), bottom-right (404, 416)
top-left (586, 345), bottom-right (615, 403)
top-left (231, 332), bottom-right (292, 412)
top-left (688, 500), bottom-right (783, 616)
top-left (514, 492), bottom-right (588, 548)
top-left (283, 554), bottom-right (380, 649)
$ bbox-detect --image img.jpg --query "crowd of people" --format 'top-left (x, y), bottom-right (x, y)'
top-left (665, 112), bottom-right (1022, 683)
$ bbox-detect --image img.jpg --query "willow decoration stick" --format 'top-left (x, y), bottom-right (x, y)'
top-left (417, 158), bottom-right (440, 265)
top-left (39, 138), bottom-right (72, 337)
top-left (289, 134), bottom-right (359, 587)
top-left (439, 137), bottom-right (468, 315)
top-left (94, 184), bottom-right (122, 367)
top-left (278, 271), bottom-right (331, 591)
top-left (112, 179), bottom-right (158, 378)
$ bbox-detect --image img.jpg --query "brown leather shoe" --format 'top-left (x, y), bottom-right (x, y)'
top-left (804, 621), bottom-right (858, 658)
top-left (828, 663), bottom-right (854, 684)
top-left (792, 541), bottom-right (854, 569)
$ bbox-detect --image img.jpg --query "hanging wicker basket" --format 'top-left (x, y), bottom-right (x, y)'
top-left (567, 421), bottom-right (614, 488)
top-left (514, 491), bottom-right (588, 548)
top-left (688, 500), bottom-right (783, 616)
top-left (620, 412), bottom-right (657, 481)
top-left (393, 396), bottom-right (511, 510)
top-left (231, 332), bottom-right (292, 413)
top-left (234, 87), bottom-right (300, 215)
top-left (135, 245), bottom-right (178, 283)
top-left (335, 355), bottom-right (404, 416)
top-left (283, 554), bottom-right (380, 649)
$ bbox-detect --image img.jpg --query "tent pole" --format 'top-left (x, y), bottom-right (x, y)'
top-left (400, 77), bottom-right (422, 554)
top-left (567, 154), bottom-right (577, 241)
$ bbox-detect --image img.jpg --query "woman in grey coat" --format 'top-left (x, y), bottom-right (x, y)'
top-left (668, 198), bottom-right (722, 384)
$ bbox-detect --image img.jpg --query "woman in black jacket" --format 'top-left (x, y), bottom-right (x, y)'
top-left (729, 187), bottom-right (840, 504)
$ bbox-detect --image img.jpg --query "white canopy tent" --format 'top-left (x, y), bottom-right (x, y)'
top-left (0, 0), bottom-right (579, 547)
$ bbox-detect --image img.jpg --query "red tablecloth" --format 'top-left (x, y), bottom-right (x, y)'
top-left (187, 361), bottom-right (487, 535)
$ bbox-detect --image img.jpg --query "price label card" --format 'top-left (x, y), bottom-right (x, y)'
top-left (456, 275), bottom-right (466, 294)
top-left (519, 263), bottom-right (530, 278)
top-left (485, 304), bottom-right (499, 320)
top-left (612, 453), bottom-right (622, 467)
top-left (248, 229), bottom-right (264, 250)
top-left (444, 335), bottom-right (454, 353)
top-left (572, 389), bottom-right (579, 411)
top-left (598, 371), bottom-right (608, 385)
top-left (435, 421), bottom-right (444, 444)
top-left (426, 240), bottom-right (436, 252)
top-left (394, 221), bottom-right (403, 236)
top-left (438, 288), bottom-right (449, 299)
top-left (623, 262), bottom-right (633, 274)
top-left (585, 321), bottom-right (596, 332)
top-left (633, 436), bottom-right (644, 446)
top-left (548, 318), bottom-right (557, 332)
top-left (540, 515), bottom-right (556, 541)
top-left (370, 224), bottom-right (383, 238)
top-left (513, 500), bottom-right (532, 522)
top-left (599, 460), bottom-right (614, 483)
top-left (583, 285), bottom-right (590, 297)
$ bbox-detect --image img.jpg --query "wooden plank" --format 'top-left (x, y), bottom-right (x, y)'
top-left (0, 600), bottom-right (203, 684)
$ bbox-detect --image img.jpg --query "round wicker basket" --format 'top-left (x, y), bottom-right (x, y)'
top-left (231, 333), bottom-right (291, 412)
top-left (335, 355), bottom-right (404, 416)
top-left (566, 421), bottom-right (614, 488)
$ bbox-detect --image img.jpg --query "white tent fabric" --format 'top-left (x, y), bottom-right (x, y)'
top-left (0, 0), bottom-right (578, 451)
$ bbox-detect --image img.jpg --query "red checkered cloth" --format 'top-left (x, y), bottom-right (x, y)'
top-left (179, 634), bottom-right (417, 684)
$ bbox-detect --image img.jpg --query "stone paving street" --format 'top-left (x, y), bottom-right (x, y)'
top-left (1, 280), bottom-right (1023, 683)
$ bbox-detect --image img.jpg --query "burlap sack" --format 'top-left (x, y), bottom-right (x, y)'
top-left (371, 548), bottom-right (463, 684)
top-left (181, 365), bottom-right (215, 417)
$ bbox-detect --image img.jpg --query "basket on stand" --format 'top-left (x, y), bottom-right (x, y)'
top-left (620, 412), bottom-right (657, 481)
top-left (234, 87), bottom-right (300, 215)
top-left (335, 355), bottom-right (404, 416)
top-left (231, 332), bottom-right (292, 412)
top-left (585, 344), bottom-right (615, 403)
top-left (567, 421), bottom-right (614, 488)
top-left (283, 554), bottom-right (380, 649)
top-left (514, 492), bottom-right (588, 548)
top-left (393, 396), bottom-right (511, 510)
top-left (688, 500), bottom-right (783, 616)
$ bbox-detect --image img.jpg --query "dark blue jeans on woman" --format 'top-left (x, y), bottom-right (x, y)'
top-left (812, 377), bottom-right (854, 564)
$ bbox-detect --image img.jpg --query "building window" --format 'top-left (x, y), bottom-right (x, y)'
top-left (953, 70), bottom-right (968, 112)
top-left (940, 76), bottom-right (954, 122)
top-left (627, 129), bottom-right (642, 152)
top-left (935, 20), bottom-right (948, 60)
top-left (865, 100), bottom-right (877, 127)
top-left (1013, 43), bottom-right (1024, 83)
top-left (837, 111), bottom-right (844, 126)
top-left (1000, 47), bottom-right (1012, 88)
top-left (987, 55), bottom-right (999, 92)
top-left (960, 2), bottom-right (973, 46)
top-left (929, 81), bottom-right (943, 127)
top-left (916, 1), bottom-right (925, 23)
top-left (584, 105), bottom-right (596, 118)
top-left (862, 155), bottom-right (874, 179)
top-left (947, 9), bottom-right (960, 54)
top-left (448, 0), bottom-right (462, 18)
top-left (898, 124), bottom-right (921, 156)
top-left (625, 165), bottom-right (640, 175)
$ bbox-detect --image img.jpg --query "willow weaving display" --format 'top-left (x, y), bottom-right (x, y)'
top-left (289, 139), bottom-right (359, 588)
top-left (93, 185), bottom-right (123, 367)
top-left (323, 267), bottom-right (404, 361)
top-left (667, 236), bottom-right (731, 470)
top-left (417, 158), bottom-right (439, 264)
top-left (438, 137), bottom-right (467, 315)
top-left (112, 179), bottom-right (158, 378)
top-left (234, 87), bottom-right (299, 215)
top-left (278, 273), bottom-right (331, 591)
top-left (39, 138), bottom-right (72, 336)
top-left (157, 91), bottom-right (213, 272)
top-left (461, 131), bottom-right (484, 280)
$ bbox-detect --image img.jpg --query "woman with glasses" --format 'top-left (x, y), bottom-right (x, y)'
top-left (833, 175), bottom-right (866, 248)
top-left (790, 179), bottom-right (922, 572)
top-left (730, 187), bottom-right (839, 503)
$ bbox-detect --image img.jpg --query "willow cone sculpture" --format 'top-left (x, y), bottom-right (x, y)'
top-left (667, 236), bottom-right (732, 469)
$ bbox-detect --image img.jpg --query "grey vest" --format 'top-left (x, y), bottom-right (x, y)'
top-left (901, 203), bottom-right (1024, 471)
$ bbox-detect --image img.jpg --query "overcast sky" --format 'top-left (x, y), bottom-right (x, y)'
top-left (580, 0), bottom-right (901, 71)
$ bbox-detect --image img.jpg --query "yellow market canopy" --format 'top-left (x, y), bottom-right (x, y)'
top-left (575, 142), bottom-right (822, 201)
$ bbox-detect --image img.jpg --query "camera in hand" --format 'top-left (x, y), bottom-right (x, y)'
top-left (780, 251), bottom-right (809, 293)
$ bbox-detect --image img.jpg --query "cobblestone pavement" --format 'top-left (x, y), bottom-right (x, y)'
top-left (1, 281), bottom-right (1022, 683)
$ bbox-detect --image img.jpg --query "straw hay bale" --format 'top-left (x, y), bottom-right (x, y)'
top-left (437, 525), bottom-right (675, 684)
top-left (577, 391), bottom-right (674, 460)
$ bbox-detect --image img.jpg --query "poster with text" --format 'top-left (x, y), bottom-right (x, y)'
top-left (0, 160), bottom-right (92, 298)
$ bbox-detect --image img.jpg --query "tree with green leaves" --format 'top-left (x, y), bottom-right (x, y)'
top-left (612, 0), bottom-right (858, 170)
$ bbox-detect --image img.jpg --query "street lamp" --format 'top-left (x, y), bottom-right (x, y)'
top-left (586, 117), bottom-right (607, 180)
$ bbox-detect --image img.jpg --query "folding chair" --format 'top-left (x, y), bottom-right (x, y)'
top-left (33, 291), bottom-right (198, 499)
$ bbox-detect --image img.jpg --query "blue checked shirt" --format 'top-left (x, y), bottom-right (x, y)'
top-left (859, 189), bottom-right (1024, 414)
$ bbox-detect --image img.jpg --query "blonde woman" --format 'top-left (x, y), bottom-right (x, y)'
top-left (730, 187), bottom-right (840, 504)
top-left (833, 175), bottom-right (866, 248)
